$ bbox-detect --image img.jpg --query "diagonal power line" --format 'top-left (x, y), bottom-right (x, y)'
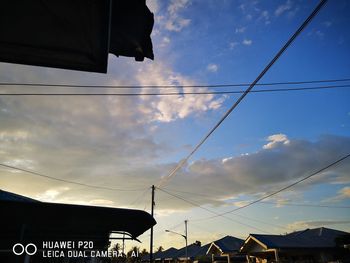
top-left (157, 0), bottom-right (328, 188)
top-left (157, 187), bottom-right (270, 233)
top-left (0, 163), bottom-right (146, 192)
top-left (191, 153), bottom-right (350, 221)
top-left (163, 188), bottom-right (350, 209)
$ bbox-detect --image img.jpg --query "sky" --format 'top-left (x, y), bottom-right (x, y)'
top-left (0, 0), bottom-right (350, 252)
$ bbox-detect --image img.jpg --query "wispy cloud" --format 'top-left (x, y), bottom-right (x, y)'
top-left (207, 63), bottom-right (219, 73)
top-left (260, 10), bottom-right (270, 25)
top-left (229, 41), bottom-right (239, 50)
top-left (323, 186), bottom-right (350, 203)
top-left (160, 36), bottom-right (171, 47)
top-left (275, 0), bottom-right (292, 17)
top-left (242, 39), bottom-right (253, 46)
top-left (263, 133), bottom-right (290, 149)
top-left (164, 0), bottom-right (192, 32)
top-left (323, 21), bottom-right (332, 28)
top-left (235, 26), bottom-right (246, 34)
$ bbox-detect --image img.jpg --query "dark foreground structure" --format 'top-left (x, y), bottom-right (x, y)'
top-left (0, 189), bottom-right (156, 263)
top-left (0, 0), bottom-right (154, 73)
top-left (241, 227), bottom-right (350, 263)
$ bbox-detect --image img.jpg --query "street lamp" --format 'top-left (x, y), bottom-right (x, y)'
top-left (165, 220), bottom-right (188, 262)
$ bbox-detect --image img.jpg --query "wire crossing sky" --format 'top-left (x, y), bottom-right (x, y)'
top-left (157, 0), bottom-right (328, 188)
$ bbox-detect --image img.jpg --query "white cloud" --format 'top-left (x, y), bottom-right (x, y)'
top-left (154, 135), bottom-right (350, 209)
top-left (239, 4), bottom-right (245, 12)
top-left (0, 52), bottom-right (226, 206)
top-left (36, 187), bottom-right (70, 202)
top-left (135, 63), bottom-right (225, 122)
top-left (160, 36), bottom-right (171, 47)
top-left (324, 186), bottom-right (350, 203)
top-left (89, 199), bottom-right (115, 206)
top-left (165, 18), bottom-right (191, 32)
top-left (339, 187), bottom-right (350, 198)
top-left (235, 27), bottom-right (246, 34)
top-left (263, 133), bottom-right (290, 149)
top-left (315, 30), bottom-right (325, 39)
top-left (308, 29), bottom-right (325, 39)
top-left (323, 21), bottom-right (332, 28)
top-left (146, 0), bottom-right (159, 14)
top-left (232, 200), bottom-right (250, 207)
top-left (207, 63), bottom-right (218, 73)
top-left (164, 0), bottom-right (191, 32)
top-left (275, 0), bottom-right (292, 17)
top-left (242, 39), bottom-right (253, 46)
top-left (222, 157), bottom-right (233, 163)
top-left (167, 0), bottom-right (190, 15)
top-left (229, 42), bottom-right (239, 50)
top-left (260, 10), bottom-right (270, 25)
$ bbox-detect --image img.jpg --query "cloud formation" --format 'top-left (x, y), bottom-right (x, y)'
top-left (242, 39), bottom-right (253, 46)
top-left (207, 64), bottom-right (219, 73)
top-left (275, 0), bottom-right (292, 17)
top-left (164, 0), bottom-right (191, 32)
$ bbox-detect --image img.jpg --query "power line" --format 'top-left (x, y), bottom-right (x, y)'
top-left (157, 0), bottom-right (328, 188)
top-left (160, 188), bottom-right (288, 231)
top-left (0, 163), bottom-right (147, 192)
top-left (195, 153), bottom-right (350, 221)
top-left (157, 187), bottom-right (270, 233)
top-left (163, 188), bottom-right (350, 209)
top-left (0, 84), bottom-right (349, 96)
top-left (260, 201), bottom-right (350, 209)
top-left (129, 187), bottom-right (151, 208)
top-left (0, 77), bottom-right (348, 89)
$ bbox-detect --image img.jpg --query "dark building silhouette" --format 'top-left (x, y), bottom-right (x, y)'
top-left (0, 0), bottom-right (154, 73)
top-left (0, 189), bottom-right (156, 263)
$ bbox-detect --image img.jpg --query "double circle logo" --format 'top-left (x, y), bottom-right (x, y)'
top-left (13, 243), bottom-right (37, 256)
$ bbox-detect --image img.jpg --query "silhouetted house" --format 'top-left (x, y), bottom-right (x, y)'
top-left (0, 189), bottom-right (156, 263)
top-left (176, 242), bottom-right (204, 262)
top-left (206, 236), bottom-right (245, 263)
top-left (152, 237), bottom-right (245, 263)
top-left (0, 0), bottom-right (154, 73)
top-left (240, 227), bottom-right (350, 263)
top-left (149, 242), bottom-right (208, 263)
top-left (151, 247), bottom-right (180, 263)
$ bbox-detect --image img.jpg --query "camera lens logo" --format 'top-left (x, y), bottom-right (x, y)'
top-left (13, 243), bottom-right (37, 256)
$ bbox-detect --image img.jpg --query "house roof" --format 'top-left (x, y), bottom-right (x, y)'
top-left (0, 189), bottom-right (38, 203)
top-left (153, 235), bottom-right (244, 261)
top-left (153, 247), bottom-right (179, 260)
top-left (241, 227), bottom-right (349, 252)
top-left (175, 243), bottom-right (203, 258)
top-left (0, 0), bottom-right (154, 73)
top-left (0, 189), bottom-right (156, 239)
top-left (208, 235), bottom-right (244, 254)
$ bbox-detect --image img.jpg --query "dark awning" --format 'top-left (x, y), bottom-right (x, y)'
top-left (1, 198), bottom-right (156, 239)
top-left (0, 0), bottom-right (154, 73)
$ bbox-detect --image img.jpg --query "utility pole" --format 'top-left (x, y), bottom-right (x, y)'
top-left (185, 220), bottom-right (188, 263)
top-left (150, 185), bottom-right (155, 263)
top-left (165, 220), bottom-right (188, 262)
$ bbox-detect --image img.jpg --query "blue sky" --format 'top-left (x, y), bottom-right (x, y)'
top-left (0, 0), bottom-right (349, 252)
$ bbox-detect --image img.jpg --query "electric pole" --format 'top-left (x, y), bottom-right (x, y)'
top-left (150, 185), bottom-right (155, 263)
top-left (185, 220), bottom-right (188, 263)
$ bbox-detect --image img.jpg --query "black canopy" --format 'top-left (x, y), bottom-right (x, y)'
top-left (0, 190), bottom-right (156, 240)
top-left (2, 200), bottom-right (156, 239)
top-left (0, 0), bottom-right (154, 73)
